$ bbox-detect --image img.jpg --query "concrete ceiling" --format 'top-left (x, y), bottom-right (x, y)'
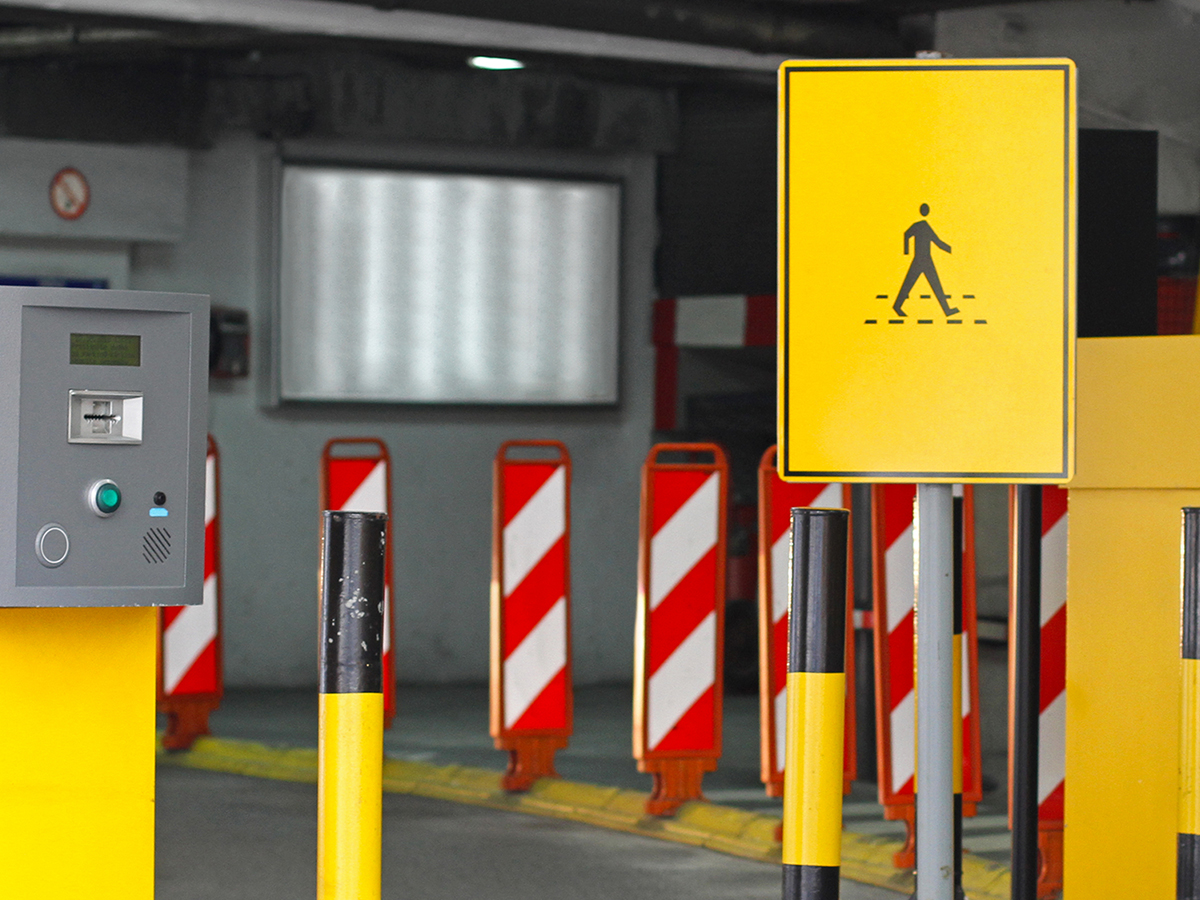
top-left (0, 0), bottom-right (1076, 76)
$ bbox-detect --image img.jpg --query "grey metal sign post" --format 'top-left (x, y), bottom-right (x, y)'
top-left (916, 483), bottom-right (954, 900)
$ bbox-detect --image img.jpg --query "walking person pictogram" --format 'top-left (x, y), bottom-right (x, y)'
top-left (893, 203), bottom-right (959, 318)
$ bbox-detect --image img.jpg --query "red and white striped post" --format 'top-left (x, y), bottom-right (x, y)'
top-left (871, 483), bottom-right (983, 868)
top-left (490, 441), bottom-right (573, 792)
top-left (158, 434), bottom-right (224, 751)
top-left (1008, 484), bottom-right (1067, 898)
top-left (320, 438), bottom-right (396, 730)
top-left (634, 443), bottom-right (728, 816)
top-left (756, 445), bottom-right (857, 798)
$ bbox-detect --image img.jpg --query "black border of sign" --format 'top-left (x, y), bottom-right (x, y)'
top-left (780, 62), bottom-right (1074, 481)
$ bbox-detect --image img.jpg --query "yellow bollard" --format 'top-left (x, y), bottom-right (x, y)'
top-left (781, 508), bottom-right (849, 900)
top-left (317, 510), bottom-right (387, 900)
top-left (1179, 508), bottom-right (1200, 899)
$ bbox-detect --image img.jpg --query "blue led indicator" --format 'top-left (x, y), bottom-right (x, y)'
top-left (149, 508), bottom-right (169, 518)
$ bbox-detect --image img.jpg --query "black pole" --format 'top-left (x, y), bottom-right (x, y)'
top-left (319, 511), bottom-right (387, 694)
top-left (851, 483), bottom-right (877, 784)
top-left (1011, 485), bottom-right (1042, 900)
top-left (953, 496), bottom-right (965, 900)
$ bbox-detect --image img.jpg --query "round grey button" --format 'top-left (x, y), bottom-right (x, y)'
top-left (35, 524), bottom-right (69, 568)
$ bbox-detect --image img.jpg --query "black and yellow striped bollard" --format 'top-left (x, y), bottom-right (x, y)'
top-left (1179, 508), bottom-right (1200, 899)
top-left (318, 511), bottom-right (388, 900)
top-left (782, 507), bottom-right (849, 900)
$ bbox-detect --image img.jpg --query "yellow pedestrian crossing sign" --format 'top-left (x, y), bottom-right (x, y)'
top-left (778, 59), bottom-right (1076, 483)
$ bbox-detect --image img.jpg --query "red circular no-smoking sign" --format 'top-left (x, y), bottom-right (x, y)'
top-left (49, 167), bottom-right (90, 220)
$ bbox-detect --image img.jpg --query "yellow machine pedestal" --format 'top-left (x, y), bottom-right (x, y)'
top-left (1066, 335), bottom-right (1200, 897)
top-left (0, 606), bottom-right (156, 899)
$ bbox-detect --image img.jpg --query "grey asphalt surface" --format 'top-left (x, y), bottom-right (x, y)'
top-left (156, 765), bottom-right (905, 900)
top-left (195, 683), bottom-right (1011, 862)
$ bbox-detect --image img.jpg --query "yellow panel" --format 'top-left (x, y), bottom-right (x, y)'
top-left (0, 607), bottom-right (155, 900)
top-left (1065, 489), bottom-right (1200, 898)
top-left (781, 671), bottom-right (844, 867)
top-left (319, 692), bottom-right (383, 900)
top-left (777, 59), bottom-right (1075, 483)
top-left (1182, 658), bottom-right (1200, 836)
top-left (1073, 335), bottom-right (1200, 489)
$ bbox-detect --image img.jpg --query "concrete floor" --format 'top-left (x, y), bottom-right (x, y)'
top-left (156, 765), bottom-right (905, 900)
top-left (202, 681), bottom-right (1011, 813)
top-left (157, 678), bottom-right (1014, 898)
top-left (250, 682), bottom-right (1006, 850)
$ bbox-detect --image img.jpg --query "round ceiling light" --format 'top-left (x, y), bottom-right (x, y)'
top-left (468, 55), bottom-right (525, 70)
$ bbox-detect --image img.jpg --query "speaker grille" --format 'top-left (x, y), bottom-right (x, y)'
top-left (143, 528), bottom-right (171, 564)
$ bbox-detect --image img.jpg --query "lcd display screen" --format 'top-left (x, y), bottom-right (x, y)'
top-left (70, 333), bottom-right (141, 367)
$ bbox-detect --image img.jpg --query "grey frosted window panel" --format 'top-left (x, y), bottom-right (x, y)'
top-left (279, 166), bottom-right (621, 403)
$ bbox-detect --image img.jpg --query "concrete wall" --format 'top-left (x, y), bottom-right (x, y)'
top-left (131, 133), bottom-right (657, 686)
top-left (936, 0), bottom-right (1200, 214)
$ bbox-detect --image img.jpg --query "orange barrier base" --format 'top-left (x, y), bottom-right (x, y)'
top-left (160, 696), bottom-right (218, 751)
top-left (1038, 826), bottom-right (1064, 899)
top-left (641, 757), bottom-right (716, 817)
top-left (500, 735), bottom-right (567, 792)
top-left (885, 802), bottom-right (916, 869)
top-left (882, 798), bottom-right (978, 871)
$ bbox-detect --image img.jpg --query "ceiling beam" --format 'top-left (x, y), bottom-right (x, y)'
top-left (0, 0), bottom-right (801, 70)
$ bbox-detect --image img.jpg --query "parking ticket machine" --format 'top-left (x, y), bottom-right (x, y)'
top-left (0, 287), bottom-right (209, 897)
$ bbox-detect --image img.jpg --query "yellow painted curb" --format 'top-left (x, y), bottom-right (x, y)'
top-left (157, 735), bottom-right (1010, 898)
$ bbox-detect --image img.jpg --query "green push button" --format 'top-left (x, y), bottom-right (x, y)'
top-left (89, 480), bottom-right (122, 516)
top-left (98, 485), bottom-right (121, 512)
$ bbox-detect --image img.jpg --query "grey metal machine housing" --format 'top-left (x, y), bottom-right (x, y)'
top-left (0, 287), bottom-right (209, 607)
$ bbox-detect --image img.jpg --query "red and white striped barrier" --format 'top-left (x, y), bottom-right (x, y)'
top-left (652, 295), bottom-right (775, 429)
top-left (490, 441), bottom-right (573, 792)
top-left (158, 434), bottom-right (224, 751)
top-left (872, 483), bottom-right (982, 868)
top-left (1008, 484), bottom-right (1067, 897)
top-left (321, 438), bottom-right (396, 729)
top-left (654, 294), bottom-right (776, 348)
top-left (634, 443), bottom-right (728, 815)
top-left (756, 445), bottom-right (856, 797)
